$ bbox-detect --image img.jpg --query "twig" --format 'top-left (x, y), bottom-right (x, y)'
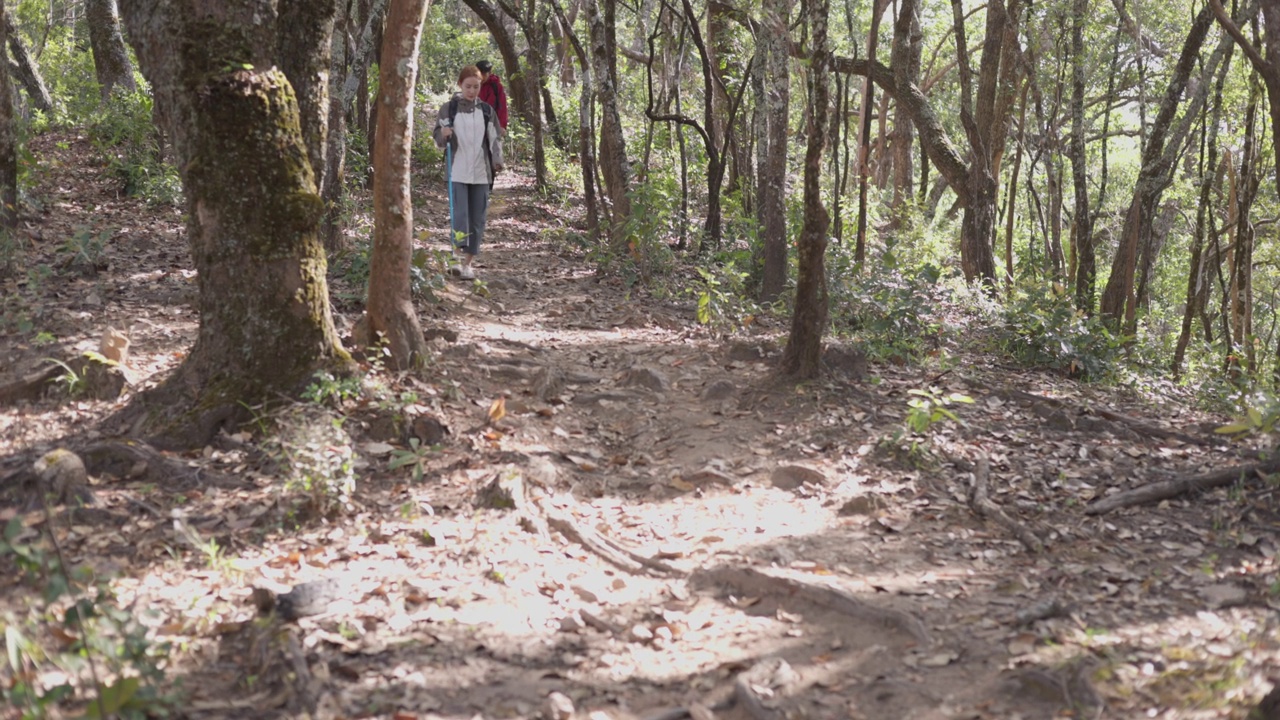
top-left (539, 496), bottom-right (679, 576)
top-left (1084, 456), bottom-right (1280, 514)
top-left (968, 457), bottom-right (1044, 553)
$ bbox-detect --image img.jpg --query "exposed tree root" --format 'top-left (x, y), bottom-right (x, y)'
top-left (1085, 456), bottom-right (1280, 515)
top-left (536, 493), bottom-right (680, 577)
top-left (695, 566), bottom-right (932, 646)
top-left (81, 440), bottom-right (246, 488)
top-left (968, 456), bottom-right (1044, 553)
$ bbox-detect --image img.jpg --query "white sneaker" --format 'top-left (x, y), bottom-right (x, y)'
top-left (459, 262), bottom-right (476, 280)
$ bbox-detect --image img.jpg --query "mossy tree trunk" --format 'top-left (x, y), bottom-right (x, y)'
top-left (86, 0), bottom-right (136, 101)
top-left (780, 0), bottom-right (831, 379)
top-left (367, 0), bottom-right (429, 369)
top-left (117, 0), bottom-right (350, 448)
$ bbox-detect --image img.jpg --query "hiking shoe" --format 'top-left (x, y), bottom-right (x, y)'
top-left (458, 264), bottom-right (476, 280)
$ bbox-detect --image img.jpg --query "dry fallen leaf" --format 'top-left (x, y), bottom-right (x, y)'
top-left (488, 396), bottom-right (507, 424)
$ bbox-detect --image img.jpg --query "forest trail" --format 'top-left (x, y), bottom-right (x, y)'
top-left (1, 134), bottom-right (1279, 719)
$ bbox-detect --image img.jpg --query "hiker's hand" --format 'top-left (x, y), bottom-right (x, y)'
top-left (493, 163), bottom-right (505, 173)
top-left (440, 127), bottom-right (453, 140)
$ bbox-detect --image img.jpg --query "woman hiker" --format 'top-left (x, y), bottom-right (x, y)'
top-left (432, 65), bottom-right (504, 279)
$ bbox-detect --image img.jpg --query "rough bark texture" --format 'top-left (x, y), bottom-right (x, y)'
top-left (117, 0), bottom-right (349, 448)
top-left (588, 0), bottom-right (631, 244)
top-left (1212, 0), bottom-right (1280, 200)
top-left (278, 0), bottom-right (339, 191)
top-left (755, 0), bottom-right (789, 302)
top-left (2, 11), bottom-right (52, 113)
top-left (1099, 4), bottom-right (1217, 330)
top-left (323, 1), bottom-right (351, 251)
top-left (0, 14), bottom-right (15, 234)
top-left (781, 0), bottom-right (831, 379)
top-left (86, 0), bottom-right (137, 101)
top-left (1068, 0), bottom-right (1093, 312)
top-left (367, 0), bottom-right (428, 369)
top-left (889, 0), bottom-right (922, 210)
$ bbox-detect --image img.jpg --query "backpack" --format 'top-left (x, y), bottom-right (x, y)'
top-left (447, 97), bottom-right (496, 186)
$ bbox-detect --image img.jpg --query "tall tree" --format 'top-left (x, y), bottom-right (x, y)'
top-left (754, 0), bottom-right (790, 302)
top-left (1211, 0), bottom-right (1280, 198)
top-left (118, 0), bottom-right (349, 448)
top-left (781, 0), bottom-right (831, 379)
top-left (587, 0), bottom-right (632, 243)
top-left (366, 0), bottom-right (429, 369)
top-left (1068, 0), bottom-right (1093, 312)
top-left (0, 12), bottom-right (15, 238)
top-left (1099, 3), bottom-right (1225, 331)
top-left (86, 0), bottom-right (136, 101)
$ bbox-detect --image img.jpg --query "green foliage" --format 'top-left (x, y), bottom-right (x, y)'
top-left (997, 281), bottom-right (1125, 380)
top-left (1215, 390), bottom-right (1280, 438)
top-left (87, 90), bottom-right (182, 205)
top-left (43, 357), bottom-right (86, 397)
top-left (301, 370), bottom-right (362, 407)
top-left (388, 438), bottom-right (435, 482)
top-left (344, 126), bottom-right (372, 189)
top-left (904, 387), bottom-right (974, 434)
top-left (832, 263), bottom-right (946, 364)
top-left (417, 9), bottom-right (494, 94)
top-left (61, 226), bottom-right (108, 268)
top-left (602, 178), bottom-right (679, 283)
top-left (690, 261), bottom-right (757, 332)
top-left (1, 518), bottom-right (174, 719)
top-left (269, 407), bottom-right (357, 520)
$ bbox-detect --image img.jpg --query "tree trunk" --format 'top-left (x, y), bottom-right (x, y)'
top-left (278, 0), bottom-right (339, 191)
top-left (781, 0), bottom-right (831, 379)
top-left (0, 14), bottom-right (15, 237)
top-left (323, 1), bottom-right (351, 252)
top-left (889, 0), bottom-right (922, 211)
top-left (86, 0), bottom-right (136, 101)
top-left (1099, 4), bottom-right (1218, 330)
top-left (588, 0), bottom-right (631, 245)
top-left (755, 0), bottom-right (789, 302)
top-left (3, 10), bottom-right (52, 114)
top-left (1174, 45), bottom-right (1231, 378)
top-left (367, 0), bottom-right (428, 369)
top-left (117, 0), bottom-right (350, 449)
top-left (1068, 0), bottom-right (1093, 312)
top-left (551, 0), bottom-right (599, 236)
top-left (855, 0), bottom-right (887, 266)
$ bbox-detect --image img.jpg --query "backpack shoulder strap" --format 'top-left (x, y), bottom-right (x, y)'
top-left (447, 97), bottom-right (459, 121)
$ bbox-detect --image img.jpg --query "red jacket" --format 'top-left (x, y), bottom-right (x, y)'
top-left (479, 74), bottom-right (509, 130)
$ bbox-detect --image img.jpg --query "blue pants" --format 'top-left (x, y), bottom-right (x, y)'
top-left (451, 182), bottom-right (490, 256)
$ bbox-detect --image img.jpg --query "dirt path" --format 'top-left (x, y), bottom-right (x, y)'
top-left (1, 136), bottom-right (1279, 719)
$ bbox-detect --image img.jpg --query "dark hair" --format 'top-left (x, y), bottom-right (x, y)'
top-left (476, 60), bottom-right (493, 73)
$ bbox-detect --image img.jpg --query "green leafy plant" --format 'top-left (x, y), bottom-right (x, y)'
top-left (269, 407), bottom-right (358, 520)
top-left (0, 517), bottom-right (175, 719)
top-left (904, 387), bottom-right (974, 434)
top-left (301, 370), bottom-right (362, 407)
top-left (43, 357), bottom-right (86, 397)
top-left (997, 281), bottom-right (1126, 380)
top-left (691, 261), bottom-right (756, 332)
top-left (389, 437), bottom-right (435, 482)
top-left (62, 226), bottom-right (108, 268)
top-left (833, 264), bottom-right (946, 364)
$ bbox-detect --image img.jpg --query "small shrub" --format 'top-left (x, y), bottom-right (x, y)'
top-left (268, 406), bottom-right (357, 520)
top-left (998, 281), bottom-right (1125, 380)
top-left (833, 263), bottom-right (946, 363)
top-left (88, 90), bottom-right (182, 206)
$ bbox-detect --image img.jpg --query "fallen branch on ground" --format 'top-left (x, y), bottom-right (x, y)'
top-left (1084, 456), bottom-right (1280, 515)
top-left (969, 457), bottom-right (1044, 553)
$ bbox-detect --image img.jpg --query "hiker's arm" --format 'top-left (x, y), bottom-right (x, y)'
top-left (431, 103), bottom-right (452, 148)
top-left (489, 122), bottom-right (505, 171)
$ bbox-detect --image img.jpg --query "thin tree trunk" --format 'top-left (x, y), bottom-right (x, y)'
top-left (756, 0), bottom-right (789, 301)
top-left (890, 0), bottom-right (922, 211)
top-left (589, 0), bottom-right (631, 246)
top-left (86, 0), bottom-right (136, 101)
top-left (781, 0), bottom-right (831, 379)
top-left (367, 0), bottom-right (429, 369)
top-left (855, 0), bottom-right (886, 266)
top-left (3, 10), bottom-right (52, 113)
top-left (0, 14), bottom-right (15, 238)
top-left (323, 0), bottom-right (352, 252)
top-left (1068, 0), bottom-right (1093, 312)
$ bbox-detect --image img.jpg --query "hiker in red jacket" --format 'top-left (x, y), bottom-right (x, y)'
top-left (475, 60), bottom-right (509, 134)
